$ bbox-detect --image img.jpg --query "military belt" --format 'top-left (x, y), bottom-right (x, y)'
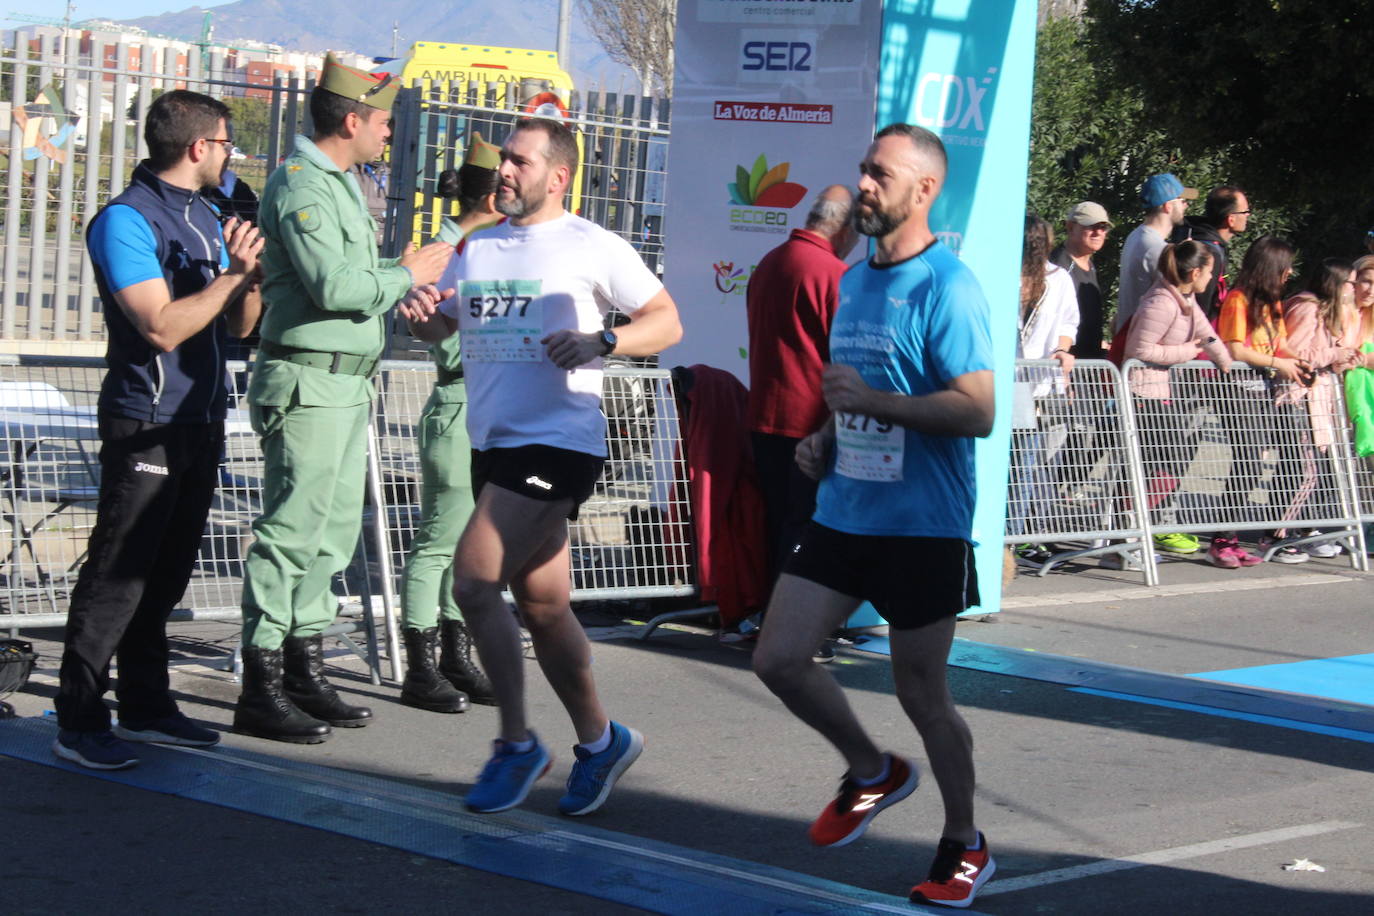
top-left (434, 365), bottom-right (464, 386)
top-left (260, 342), bottom-right (379, 378)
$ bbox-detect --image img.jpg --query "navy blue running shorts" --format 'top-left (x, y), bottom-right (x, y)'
top-left (783, 522), bottom-right (980, 629)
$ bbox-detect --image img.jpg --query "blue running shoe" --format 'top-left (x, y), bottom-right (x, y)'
top-left (115, 712), bottom-right (220, 747)
top-left (557, 721), bottom-right (644, 816)
top-left (465, 735), bottom-right (551, 813)
top-left (52, 729), bottom-right (140, 770)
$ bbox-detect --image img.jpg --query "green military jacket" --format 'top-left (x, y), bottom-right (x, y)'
top-left (252, 135), bottom-right (412, 408)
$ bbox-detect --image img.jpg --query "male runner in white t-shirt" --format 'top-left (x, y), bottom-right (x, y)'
top-left (401, 118), bottom-right (682, 817)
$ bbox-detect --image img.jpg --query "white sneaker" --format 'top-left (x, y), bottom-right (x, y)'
top-left (1302, 532), bottom-right (1341, 558)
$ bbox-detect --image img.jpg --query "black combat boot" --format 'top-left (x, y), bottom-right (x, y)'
top-left (438, 619), bottom-right (497, 706)
top-left (400, 627), bottom-right (469, 713)
top-left (282, 635), bottom-right (373, 727)
top-left (233, 646), bottom-right (332, 744)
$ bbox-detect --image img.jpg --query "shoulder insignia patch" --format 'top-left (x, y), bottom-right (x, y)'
top-left (293, 209), bottom-right (319, 233)
top-left (287, 164), bottom-right (302, 172)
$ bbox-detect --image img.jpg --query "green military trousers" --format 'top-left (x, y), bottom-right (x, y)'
top-left (399, 381), bottom-right (474, 629)
top-left (241, 394), bottom-right (372, 649)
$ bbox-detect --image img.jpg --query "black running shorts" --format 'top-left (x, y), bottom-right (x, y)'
top-left (783, 522), bottom-right (980, 629)
top-left (471, 444), bottom-right (605, 519)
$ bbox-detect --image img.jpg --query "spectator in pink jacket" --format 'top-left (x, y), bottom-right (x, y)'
top-left (1122, 241), bottom-right (1231, 564)
top-left (1277, 258), bottom-right (1363, 556)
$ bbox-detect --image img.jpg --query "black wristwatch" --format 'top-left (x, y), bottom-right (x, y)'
top-left (597, 329), bottom-right (618, 356)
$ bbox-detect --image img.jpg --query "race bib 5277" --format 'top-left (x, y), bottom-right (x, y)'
top-left (459, 279), bottom-right (543, 362)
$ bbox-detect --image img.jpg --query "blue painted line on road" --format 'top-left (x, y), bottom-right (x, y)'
top-left (1070, 688), bottom-right (1374, 745)
top-left (851, 636), bottom-right (1374, 738)
top-left (0, 717), bottom-right (959, 916)
top-left (1189, 655), bottom-right (1374, 707)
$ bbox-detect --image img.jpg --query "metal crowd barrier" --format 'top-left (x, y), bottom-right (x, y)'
top-left (0, 356), bottom-right (389, 676)
top-left (1006, 358), bottom-right (1369, 584)
top-left (367, 360), bottom-right (694, 678)
top-left (0, 355), bottom-right (697, 681)
top-left (1005, 359), bottom-right (1155, 578)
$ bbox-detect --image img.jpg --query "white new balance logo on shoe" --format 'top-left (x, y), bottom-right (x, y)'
top-left (852, 792), bottom-right (885, 811)
top-left (955, 862), bottom-right (980, 884)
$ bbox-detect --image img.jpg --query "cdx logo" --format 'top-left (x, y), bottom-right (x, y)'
top-left (913, 68), bottom-right (998, 132)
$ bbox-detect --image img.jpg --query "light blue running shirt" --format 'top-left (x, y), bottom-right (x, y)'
top-left (813, 241), bottom-right (994, 540)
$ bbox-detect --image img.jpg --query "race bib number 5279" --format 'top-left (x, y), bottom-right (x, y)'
top-left (459, 279), bottom-right (543, 362)
top-left (834, 412), bottom-right (904, 482)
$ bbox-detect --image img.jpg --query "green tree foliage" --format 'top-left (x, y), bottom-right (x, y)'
top-left (223, 96), bottom-right (272, 157)
top-left (1084, 0), bottom-right (1372, 266)
top-left (1028, 15), bottom-right (1241, 311)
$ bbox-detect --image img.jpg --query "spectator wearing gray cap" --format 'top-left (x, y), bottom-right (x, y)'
top-left (1115, 173), bottom-right (1197, 334)
top-left (1050, 201), bottom-right (1111, 359)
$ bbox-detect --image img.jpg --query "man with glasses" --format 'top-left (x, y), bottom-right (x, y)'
top-left (1172, 186), bottom-right (1251, 320)
top-left (1050, 201), bottom-right (1111, 359)
top-left (54, 90), bottom-right (264, 769)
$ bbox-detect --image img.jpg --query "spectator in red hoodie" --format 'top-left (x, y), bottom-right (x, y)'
top-left (745, 185), bottom-right (858, 595)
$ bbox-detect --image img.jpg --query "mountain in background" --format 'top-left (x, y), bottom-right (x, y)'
top-left (120, 0), bottom-right (638, 91)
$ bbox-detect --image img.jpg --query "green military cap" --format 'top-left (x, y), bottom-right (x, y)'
top-left (464, 131), bottom-right (501, 171)
top-left (318, 53), bottom-right (399, 111)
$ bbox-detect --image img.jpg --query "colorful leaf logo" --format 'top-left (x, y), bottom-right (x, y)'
top-left (727, 154), bottom-right (808, 209)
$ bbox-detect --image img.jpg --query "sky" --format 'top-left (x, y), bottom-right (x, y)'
top-left (2, 1), bottom-right (229, 27)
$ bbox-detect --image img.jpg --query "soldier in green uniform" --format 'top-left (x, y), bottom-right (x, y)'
top-left (235, 54), bottom-right (453, 744)
top-left (397, 133), bottom-right (503, 713)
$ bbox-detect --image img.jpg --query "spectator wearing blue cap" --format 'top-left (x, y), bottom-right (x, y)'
top-left (1172, 186), bottom-right (1251, 321)
top-left (1115, 173), bottom-right (1197, 334)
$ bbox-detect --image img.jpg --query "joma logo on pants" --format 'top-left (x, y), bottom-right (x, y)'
top-left (134, 461), bottom-right (169, 475)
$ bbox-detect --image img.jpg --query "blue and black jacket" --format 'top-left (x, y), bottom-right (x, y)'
top-left (87, 162), bottom-right (231, 424)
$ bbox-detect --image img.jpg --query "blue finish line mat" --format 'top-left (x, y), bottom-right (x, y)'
top-left (1190, 654), bottom-right (1374, 707)
top-left (0, 717), bottom-right (968, 916)
top-left (852, 637), bottom-right (1374, 743)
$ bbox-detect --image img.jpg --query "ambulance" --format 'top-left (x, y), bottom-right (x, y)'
top-left (373, 42), bottom-right (581, 241)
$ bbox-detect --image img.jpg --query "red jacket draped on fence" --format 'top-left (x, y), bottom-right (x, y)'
top-left (674, 365), bottom-right (768, 626)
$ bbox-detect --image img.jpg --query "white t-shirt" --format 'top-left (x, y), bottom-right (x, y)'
top-left (1018, 262), bottom-right (1079, 397)
top-left (1017, 262), bottom-right (1079, 360)
top-left (437, 212), bottom-right (663, 456)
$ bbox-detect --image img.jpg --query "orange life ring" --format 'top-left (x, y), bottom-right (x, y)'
top-left (523, 91), bottom-right (569, 121)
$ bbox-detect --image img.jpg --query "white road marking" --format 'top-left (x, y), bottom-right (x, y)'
top-left (979, 821), bottom-right (1363, 896)
top-left (1002, 573), bottom-right (1352, 609)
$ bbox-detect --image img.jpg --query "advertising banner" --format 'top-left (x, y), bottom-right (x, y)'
top-left (662, 0), bottom-right (1036, 617)
top-left (661, 0), bottom-right (885, 378)
top-left (877, 0), bottom-right (1037, 615)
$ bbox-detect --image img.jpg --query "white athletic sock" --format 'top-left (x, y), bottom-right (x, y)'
top-left (504, 736), bottom-right (536, 753)
top-left (852, 754), bottom-right (891, 787)
top-left (967, 832), bottom-right (984, 851)
top-left (579, 722), bottom-right (613, 755)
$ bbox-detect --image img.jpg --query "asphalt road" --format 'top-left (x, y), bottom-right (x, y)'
top-left (2, 552), bottom-right (1371, 914)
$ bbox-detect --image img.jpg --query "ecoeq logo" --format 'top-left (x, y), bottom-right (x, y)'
top-left (913, 67), bottom-right (999, 147)
top-left (739, 30), bottom-right (817, 83)
top-left (728, 154), bottom-right (808, 234)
